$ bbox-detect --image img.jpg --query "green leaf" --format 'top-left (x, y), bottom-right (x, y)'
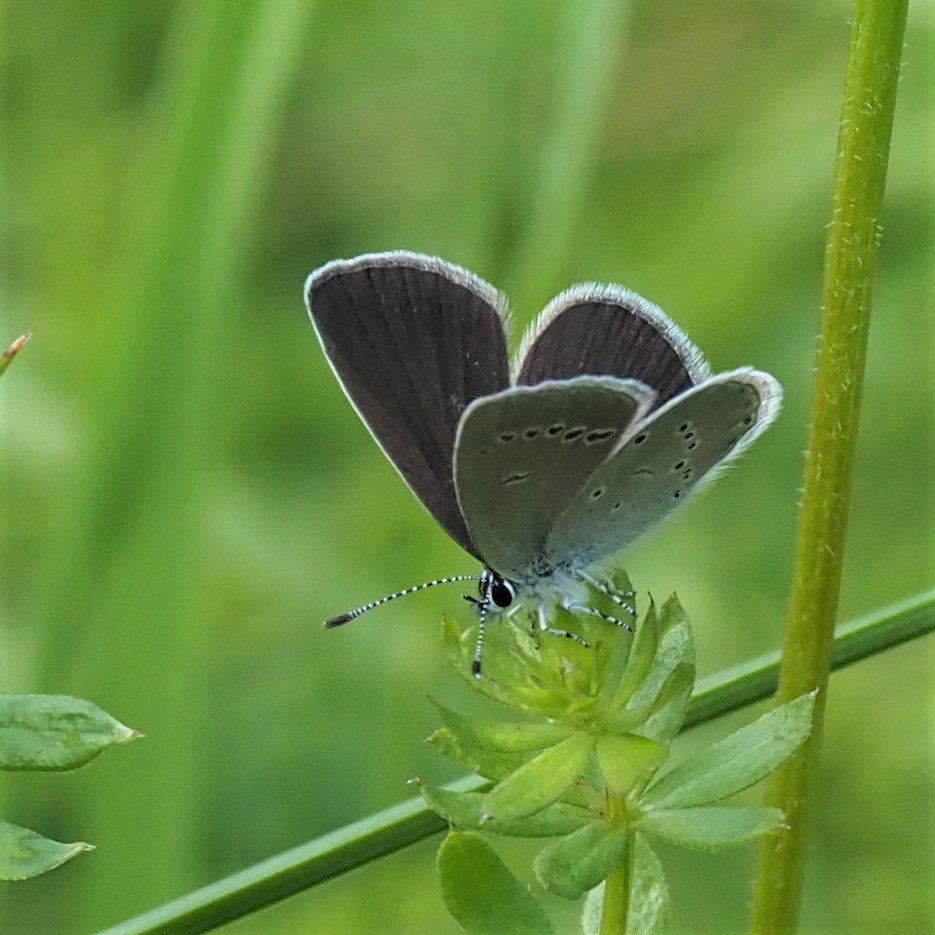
top-left (642, 692), bottom-right (816, 809)
top-left (431, 700), bottom-right (574, 753)
top-left (533, 820), bottom-right (628, 900)
top-left (482, 732), bottom-right (596, 823)
top-left (580, 836), bottom-right (669, 935)
top-left (0, 820), bottom-right (93, 880)
top-left (417, 779), bottom-right (590, 838)
top-left (596, 734), bottom-right (667, 797)
top-left (437, 831), bottom-right (555, 935)
top-left (0, 694), bottom-right (140, 772)
top-left (607, 663), bottom-right (694, 735)
top-left (635, 805), bottom-right (785, 851)
top-left (609, 601), bottom-right (659, 711)
top-left (628, 834), bottom-right (670, 934)
top-left (427, 728), bottom-right (532, 782)
top-left (581, 882), bottom-right (604, 935)
top-left (636, 661), bottom-right (695, 745)
top-left (629, 597), bottom-right (695, 744)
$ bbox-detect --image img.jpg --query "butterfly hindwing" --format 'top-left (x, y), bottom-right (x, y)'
top-left (543, 370), bottom-right (783, 571)
top-left (515, 285), bottom-right (711, 407)
top-left (306, 251), bottom-right (510, 555)
top-left (453, 376), bottom-right (655, 582)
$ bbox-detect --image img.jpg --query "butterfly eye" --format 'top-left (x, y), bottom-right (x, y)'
top-left (490, 576), bottom-right (516, 608)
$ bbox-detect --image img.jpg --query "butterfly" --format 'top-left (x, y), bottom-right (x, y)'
top-left (305, 251), bottom-right (782, 676)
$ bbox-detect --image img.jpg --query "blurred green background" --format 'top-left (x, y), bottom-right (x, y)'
top-left (0, 1), bottom-right (931, 933)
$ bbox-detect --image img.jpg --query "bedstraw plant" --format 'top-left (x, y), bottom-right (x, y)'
top-left (421, 573), bottom-right (814, 934)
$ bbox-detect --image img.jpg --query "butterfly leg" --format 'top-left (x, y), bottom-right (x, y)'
top-left (576, 571), bottom-right (637, 621)
top-left (565, 602), bottom-right (634, 631)
top-left (536, 605), bottom-right (589, 647)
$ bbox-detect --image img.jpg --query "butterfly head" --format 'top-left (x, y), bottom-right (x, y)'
top-left (476, 568), bottom-right (518, 612)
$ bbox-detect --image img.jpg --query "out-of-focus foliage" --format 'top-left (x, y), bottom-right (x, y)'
top-left (0, 1), bottom-right (930, 933)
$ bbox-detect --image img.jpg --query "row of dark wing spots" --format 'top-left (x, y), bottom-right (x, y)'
top-left (671, 458), bottom-right (694, 483)
top-left (727, 400), bottom-right (759, 449)
top-left (677, 419), bottom-right (699, 450)
top-left (673, 420), bottom-right (699, 499)
top-left (496, 424), bottom-right (616, 445)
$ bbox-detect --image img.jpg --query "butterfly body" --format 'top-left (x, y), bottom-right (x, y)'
top-left (305, 251), bottom-right (782, 673)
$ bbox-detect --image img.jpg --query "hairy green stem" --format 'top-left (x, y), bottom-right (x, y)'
top-left (748, 2), bottom-right (909, 932)
top-left (599, 797), bottom-right (633, 935)
top-left (93, 590), bottom-right (933, 935)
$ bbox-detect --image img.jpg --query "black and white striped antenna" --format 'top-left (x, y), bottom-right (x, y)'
top-left (324, 574), bottom-right (480, 628)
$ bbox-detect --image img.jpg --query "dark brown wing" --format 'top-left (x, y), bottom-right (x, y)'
top-left (306, 251), bottom-right (510, 556)
top-left (515, 284), bottom-right (710, 407)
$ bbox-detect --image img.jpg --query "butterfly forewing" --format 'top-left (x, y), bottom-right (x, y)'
top-left (306, 252), bottom-right (510, 555)
top-left (453, 376), bottom-right (655, 582)
top-left (543, 370), bottom-right (782, 571)
top-left (515, 286), bottom-right (711, 407)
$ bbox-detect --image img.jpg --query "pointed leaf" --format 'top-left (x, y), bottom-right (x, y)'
top-left (628, 596), bottom-right (695, 744)
top-left (431, 700), bottom-right (574, 753)
top-left (427, 728), bottom-right (530, 782)
top-left (636, 806), bottom-right (786, 851)
top-left (581, 883), bottom-right (605, 935)
top-left (596, 734), bottom-right (667, 797)
top-left (643, 692), bottom-right (816, 809)
top-left (610, 602), bottom-right (659, 711)
top-left (636, 661), bottom-right (695, 744)
top-left (628, 834), bottom-right (670, 934)
top-left (607, 663), bottom-right (694, 735)
top-left (0, 695), bottom-right (140, 772)
top-left (533, 820), bottom-right (628, 900)
top-left (483, 732), bottom-right (596, 823)
top-left (582, 835), bottom-right (669, 935)
top-left (418, 779), bottom-right (590, 837)
top-left (438, 831), bottom-right (555, 935)
top-left (0, 820), bottom-right (93, 880)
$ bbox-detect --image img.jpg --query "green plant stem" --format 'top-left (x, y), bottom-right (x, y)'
top-left (748, 2), bottom-right (909, 933)
top-left (0, 333), bottom-right (30, 377)
top-left (94, 591), bottom-right (934, 935)
top-left (599, 798), bottom-right (633, 935)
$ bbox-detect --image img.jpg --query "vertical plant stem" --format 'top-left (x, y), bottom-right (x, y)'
top-left (599, 796), bottom-right (633, 935)
top-left (748, 2), bottom-right (909, 933)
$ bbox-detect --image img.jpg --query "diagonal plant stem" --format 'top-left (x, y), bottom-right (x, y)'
top-left (748, 1), bottom-right (910, 932)
top-left (93, 591), bottom-right (934, 935)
